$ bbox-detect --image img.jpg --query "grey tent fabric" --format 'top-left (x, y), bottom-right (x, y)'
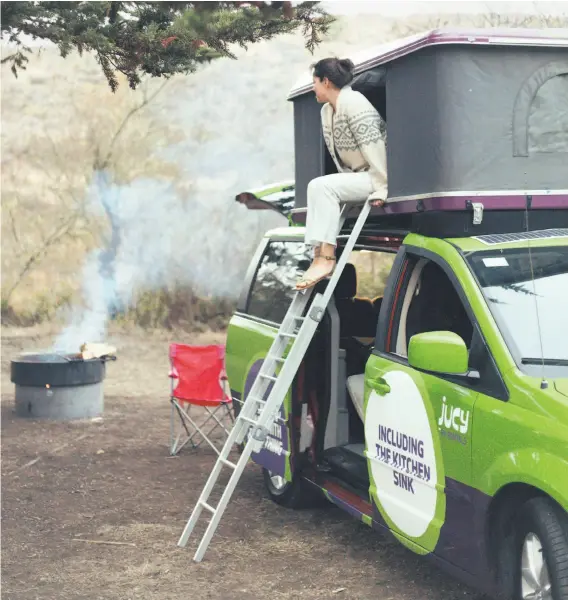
top-left (352, 67), bottom-right (387, 91)
top-left (513, 61), bottom-right (568, 156)
top-left (352, 66), bottom-right (387, 121)
top-left (386, 45), bottom-right (568, 198)
top-left (528, 73), bottom-right (568, 154)
top-left (291, 44), bottom-right (568, 208)
top-left (293, 94), bottom-right (326, 209)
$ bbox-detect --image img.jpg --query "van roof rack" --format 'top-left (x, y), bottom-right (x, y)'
top-left (307, 198), bottom-right (568, 239)
top-left (342, 209), bottom-right (568, 239)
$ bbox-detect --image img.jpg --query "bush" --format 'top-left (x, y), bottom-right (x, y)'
top-left (1, 291), bottom-right (73, 326)
top-left (1, 286), bottom-right (235, 331)
top-left (115, 286), bottom-right (236, 331)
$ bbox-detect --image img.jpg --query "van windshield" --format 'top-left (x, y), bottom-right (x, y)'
top-left (466, 245), bottom-right (568, 363)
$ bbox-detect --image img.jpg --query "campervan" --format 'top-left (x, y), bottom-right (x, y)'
top-left (226, 28), bottom-right (568, 600)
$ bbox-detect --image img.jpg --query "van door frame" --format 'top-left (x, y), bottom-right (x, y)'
top-left (374, 244), bottom-right (508, 401)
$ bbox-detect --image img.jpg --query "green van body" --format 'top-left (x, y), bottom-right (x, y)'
top-left (225, 226), bottom-right (568, 597)
top-left (219, 24), bottom-right (568, 600)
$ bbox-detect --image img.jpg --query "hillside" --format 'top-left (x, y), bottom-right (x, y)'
top-left (2, 8), bottom-right (566, 346)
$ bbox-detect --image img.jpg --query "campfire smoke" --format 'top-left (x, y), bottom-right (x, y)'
top-left (52, 33), bottom-right (357, 352)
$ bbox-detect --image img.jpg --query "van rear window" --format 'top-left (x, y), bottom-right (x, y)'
top-left (247, 241), bottom-right (310, 324)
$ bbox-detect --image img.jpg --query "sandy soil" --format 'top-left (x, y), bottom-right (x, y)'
top-left (1, 325), bottom-right (488, 600)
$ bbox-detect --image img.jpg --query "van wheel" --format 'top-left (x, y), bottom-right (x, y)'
top-left (262, 468), bottom-right (322, 509)
top-left (514, 497), bottom-right (568, 600)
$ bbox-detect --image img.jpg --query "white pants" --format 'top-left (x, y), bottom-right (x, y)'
top-left (304, 172), bottom-right (374, 247)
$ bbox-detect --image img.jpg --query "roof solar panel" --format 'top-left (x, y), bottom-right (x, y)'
top-left (473, 229), bottom-right (568, 245)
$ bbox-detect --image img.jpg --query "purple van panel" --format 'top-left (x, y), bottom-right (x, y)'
top-left (381, 194), bottom-right (568, 214)
top-left (436, 478), bottom-right (492, 578)
top-left (312, 474), bottom-right (498, 595)
top-left (367, 475), bottom-right (492, 579)
top-left (290, 194), bottom-right (568, 225)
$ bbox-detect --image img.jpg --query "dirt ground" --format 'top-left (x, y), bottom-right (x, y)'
top-left (1, 325), bottom-right (489, 600)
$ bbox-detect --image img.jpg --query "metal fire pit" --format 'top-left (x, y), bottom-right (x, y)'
top-left (10, 352), bottom-right (114, 420)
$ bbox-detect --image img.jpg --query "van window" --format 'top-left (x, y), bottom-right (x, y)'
top-left (349, 250), bottom-right (396, 300)
top-left (248, 241), bottom-right (310, 324)
top-left (395, 259), bottom-right (473, 358)
top-left (467, 245), bottom-right (568, 363)
top-left (386, 255), bottom-right (507, 399)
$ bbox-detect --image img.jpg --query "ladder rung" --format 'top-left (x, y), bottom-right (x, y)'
top-left (248, 396), bottom-right (266, 405)
top-left (259, 374), bottom-right (277, 382)
top-left (267, 354), bottom-right (285, 363)
top-left (200, 501), bottom-right (216, 514)
top-left (177, 201), bottom-right (372, 563)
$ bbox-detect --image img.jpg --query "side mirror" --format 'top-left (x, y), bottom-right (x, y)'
top-left (408, 331), bottom-right (478, 379)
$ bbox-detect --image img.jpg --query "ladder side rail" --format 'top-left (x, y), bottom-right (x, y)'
top-left (191, 417), bottom-right (273, 561)
top-left (318, 201), bottom-right (371, 310)
top-left (179, 200), bottom-right (372, 562)
top-left (249, 317), bottom-right (321, 444)
top-left (177, 411), bottom-right (252, 547)
top-left (252, 202), bottom-right (370, 437)
top-left (234, 289), bottom-right (313, 443)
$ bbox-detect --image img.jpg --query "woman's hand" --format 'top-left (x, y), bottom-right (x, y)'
top-left (370, 199), bottom-right (386, 208)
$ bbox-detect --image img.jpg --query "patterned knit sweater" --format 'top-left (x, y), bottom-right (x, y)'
top-left (321, 85), bottom-right (388, 202)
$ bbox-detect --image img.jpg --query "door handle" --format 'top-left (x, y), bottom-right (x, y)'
top-left (368, 377), bottom-right (390, 395)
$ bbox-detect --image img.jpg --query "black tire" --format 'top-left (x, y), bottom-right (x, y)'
top-left (514, 497), bottom-right (568, 600)
top-left (262, 467), bottom-right (324, 509)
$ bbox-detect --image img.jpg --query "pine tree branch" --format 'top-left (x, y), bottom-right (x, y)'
top-left (1, 1), bottom-right (333, 90)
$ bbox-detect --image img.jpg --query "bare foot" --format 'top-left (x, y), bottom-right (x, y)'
top-left (296, 256), bottom-right (336, 290)
top-left (370, 199), bottom-right (385, 207)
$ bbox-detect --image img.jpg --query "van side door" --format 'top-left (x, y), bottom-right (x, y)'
top-left (363, 242), bottom-right (501, 568)
top-left (225, 236), bottom-right (311, 481)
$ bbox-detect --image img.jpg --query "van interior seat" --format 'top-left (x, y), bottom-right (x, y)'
top-left (372, 296), bottom-right (383, 319)
top-left (346, 373), bottom-right (365, 421)
top-left (334, 263), bottom-right (376, 338)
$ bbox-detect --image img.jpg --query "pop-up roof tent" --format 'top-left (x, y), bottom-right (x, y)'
top-left (288, 28), bottom-right (568, 234)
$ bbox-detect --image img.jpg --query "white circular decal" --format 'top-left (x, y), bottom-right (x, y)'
top-left (364, 370), bottom-right (438, 538)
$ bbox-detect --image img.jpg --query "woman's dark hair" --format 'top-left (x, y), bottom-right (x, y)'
top-left (311, 57), bottom-right (355, 89)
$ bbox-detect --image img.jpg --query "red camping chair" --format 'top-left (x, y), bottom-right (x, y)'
top-left (169, 344), bottom-right (234, 456)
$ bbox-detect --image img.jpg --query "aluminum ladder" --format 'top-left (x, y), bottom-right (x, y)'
top-left (177, 200), bottom-right (372, 562)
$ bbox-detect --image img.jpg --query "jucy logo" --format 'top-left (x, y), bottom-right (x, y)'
top-left (438, 397), bottom-right (470, 445)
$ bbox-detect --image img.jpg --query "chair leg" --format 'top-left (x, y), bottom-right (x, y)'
top-left (170, 401), bottom-right (237, 456)
top-left (170, 398), bottom-right (177, 455)
top-left (189, 407), bottom-right (226, 452)
top-left (174, 402), bottom-right (223, 455)
top-left (194, 404), bottom-right (236, 453)
top-left (225, 403), bottom-right (235, 426)
top-left (170, 399), bottom-right (194, 455)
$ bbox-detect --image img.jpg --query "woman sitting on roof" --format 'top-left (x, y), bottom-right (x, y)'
top-left (296, 57), bottom-right (388, 291)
